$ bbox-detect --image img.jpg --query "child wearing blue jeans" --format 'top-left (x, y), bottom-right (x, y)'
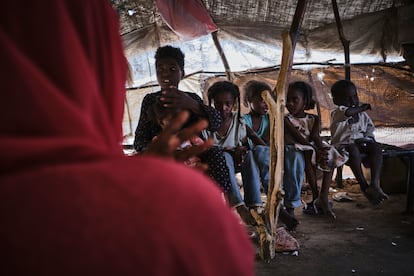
top-left (204, 81), bottom-right (266, 220)
top-left (285, 81), bottom-right (347, 219)
top-left (243, 80), bottom-right (303, 229)
top-left (243, 80), bottom-right (271, 194)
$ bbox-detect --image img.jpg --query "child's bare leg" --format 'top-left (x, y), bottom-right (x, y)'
top-left (347, 144), bottom-right (383, 204)
top-left (235, 204), bottom-right (257, 226)
top-left (279, 206), bottom-right (299, 231)
top-left (304, 152), bottom-right (318, 202)
top-left (315, 170), bottom-right (336, 219)
top-left (346, 144), bottom-right (369, 190)
top-left (366, 142), bottom-right (388, 200)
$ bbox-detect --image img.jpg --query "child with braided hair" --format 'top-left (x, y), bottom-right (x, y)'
top-left (203, 80), bottom-right (265, 223)
top-left (285, 81), bottom-right (347, 219)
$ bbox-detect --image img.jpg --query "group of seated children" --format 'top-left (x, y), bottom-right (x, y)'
top-left (284, 79), bottom-right (388, 222)
top-left (203, 81), bottom-right (269, 216)
top-left (133, 45), bottom-right (388, 230)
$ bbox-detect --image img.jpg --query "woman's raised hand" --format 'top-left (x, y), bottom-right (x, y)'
top-left (144, 111), bottom-right (212, 171)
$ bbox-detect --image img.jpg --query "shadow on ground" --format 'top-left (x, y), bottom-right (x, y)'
top-left (255, 180), bottom-right (414, 276)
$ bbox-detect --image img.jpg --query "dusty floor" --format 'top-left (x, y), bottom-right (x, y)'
top-left (255, 179), bottom-right (414, 276)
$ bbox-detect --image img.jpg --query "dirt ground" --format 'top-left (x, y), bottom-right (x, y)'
top-left (255, 179), bottom-right (414, 276)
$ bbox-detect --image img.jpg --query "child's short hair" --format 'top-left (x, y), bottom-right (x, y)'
top-left (331, 80), bottom-right (357, 105)
top-left (243, 80), bottom-right (271, 107)
top-left (288, 81), bottom-right (316, 110)
top-left (207, 80), bottom-right (241, 117)
top-left (155, 45), bottom-right (185, 73)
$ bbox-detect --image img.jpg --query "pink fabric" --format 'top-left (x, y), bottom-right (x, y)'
top-left (0, 1), bottom-right (254, 275)
top-left (156, 0), bottom-right (218, 40)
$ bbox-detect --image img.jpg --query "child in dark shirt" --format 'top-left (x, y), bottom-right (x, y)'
top-left (147, 98), bottom-right (205, 168)
top-left (133, 45), bottom-right (254, 222)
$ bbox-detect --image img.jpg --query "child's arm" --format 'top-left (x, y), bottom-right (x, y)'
top-left (284, 116), bottom-right (312, 146)
top-left (309, 114), bottom-right (324, 149)
top-left (344, 103), bottom-right (371, 117)
top-left (308, 114), bottom-right (332, 167)
top-left (134, 94), bottom-right (160, 152)
top-left (246, 125), bottom-right (266, 146)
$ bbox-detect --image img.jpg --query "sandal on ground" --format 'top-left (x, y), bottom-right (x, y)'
top-left (275, 227), bottom-right (300, 252)
top-left (279, 208), bottom-right (299, 231)
top-left (302, 201), bottom-right (317, 215)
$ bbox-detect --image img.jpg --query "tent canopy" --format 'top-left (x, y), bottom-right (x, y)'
top-left (113, 0), bottom-right (414, 140)
top-left (113, 0), bottom-right (413, 87)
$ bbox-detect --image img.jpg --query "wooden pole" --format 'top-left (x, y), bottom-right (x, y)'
top-left (332, 0), bottom-right (350, 188)
top-left (260, 0), bottom-right (308, 261)
top-left (332, 0), bottom-right (351, 80)
top-left (211, 30), bottom-right (233, 81)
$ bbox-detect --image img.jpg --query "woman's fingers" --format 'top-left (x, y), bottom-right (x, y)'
top-left (144, 111), bottom-right (211, 165)
top-left (175, 139), bottom-right (213, 162)
top-left (144, 111), bottom-right (189, 157)
top-left (161, 110), bottom-right (190, 137)
top-left (176, 119), bottom-right (208, 142)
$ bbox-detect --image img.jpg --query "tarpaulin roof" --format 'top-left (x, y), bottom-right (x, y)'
top-left (113, 0), bottom-right (413, 87)
top-left (112, 1), bottom-right (414, 141)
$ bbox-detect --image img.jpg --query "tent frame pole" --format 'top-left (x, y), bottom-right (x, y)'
top-left (211, 31), bottom-right (233, 81)
top-left (259, 0), bottom-right (308, 261)
top-left (332, 0), bottom-right (351, 80)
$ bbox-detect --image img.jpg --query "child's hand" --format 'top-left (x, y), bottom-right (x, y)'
top-left (361, 103), bottom-right (371, 111)
top-left (234, 146), bottom-right (248, 167)
top-left (317, 145), bottom-right (330, 165)
top-left (159, 86), bottom-right (197, 111)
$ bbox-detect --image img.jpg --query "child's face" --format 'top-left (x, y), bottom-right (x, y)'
top-left (249, 96), bottom-right (268, 115)
top-left (213, 92), bottom-right (236, 119)
top-left (336, 86), bottom-right (359, 107)
top-left (286, 88), bottom-right (306, 116)
top-left (156, 58), bottom-right (183, 89)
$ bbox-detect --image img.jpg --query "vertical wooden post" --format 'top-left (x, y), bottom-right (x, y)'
top-left (261, 0), bottom-right (308, 261)
top-left (332, 0), bottom-right (350, 188)
top-left (211, 31), bottom-right (233, 81)
top-left (332, 0), bottom-right (351, 80)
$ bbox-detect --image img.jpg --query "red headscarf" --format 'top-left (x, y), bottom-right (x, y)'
top-left (0, 1), bottom-right (126, 175)
top-left (0, 1), bottom-right (255, 275)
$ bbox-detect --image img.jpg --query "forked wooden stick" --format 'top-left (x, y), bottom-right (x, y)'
top-left (260, 0), bottom-right (308, 261)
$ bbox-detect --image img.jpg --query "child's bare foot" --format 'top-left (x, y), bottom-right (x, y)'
top-left (314, 198), bottom-right (336, 220)
top-left (279, 207), bottom-right (299, 231)
top-left (236, 205), bottom-right (257, 226)
top-left (376, 186), bottom-right (389, 201)
top-left (363, 186), bottom-right (388, 205)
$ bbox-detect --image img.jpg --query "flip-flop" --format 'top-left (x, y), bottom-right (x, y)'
top-left (279, 208), bottom-right (299, 231)
top-left (333, 192), bottom-right (354, 202)
top-left (302, 202), bottom-right (317, 215)
top-left (302, 201), bottom-right (333, 215)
